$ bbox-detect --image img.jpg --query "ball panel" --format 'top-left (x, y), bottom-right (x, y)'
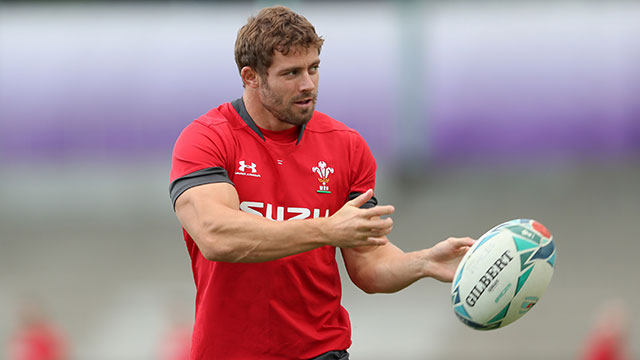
top-left (513, 236), bottom-right (539, 252)
top-left (503, 263), bottom-right (553, 326)
top-left (532, 220), bottom-right (551, 238)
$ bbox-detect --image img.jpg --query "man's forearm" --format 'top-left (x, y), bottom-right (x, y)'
top-left (343, 236), bottom-right (475, 293)
top-left (368, 250), bottom-right (430, 293)
top-left (185, 206), bottom-right (329, 263)
top-left (343, 244), bottom-right (429, 294)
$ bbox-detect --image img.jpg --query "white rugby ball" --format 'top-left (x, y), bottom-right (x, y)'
top-left (451, 219), bottom-right (556, 330)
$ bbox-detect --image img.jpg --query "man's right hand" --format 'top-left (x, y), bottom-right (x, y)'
top-left (322, 189), bottom-right (395, 248)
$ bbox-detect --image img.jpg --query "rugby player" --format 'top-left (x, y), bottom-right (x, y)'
top-left (170, 6), bottom-right (474, 359)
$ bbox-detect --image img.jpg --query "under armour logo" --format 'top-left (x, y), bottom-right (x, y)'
top-left (238, 160), bottom-right (257, 173)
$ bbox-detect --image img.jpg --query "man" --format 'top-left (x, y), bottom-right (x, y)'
top-left (169, 6), bottom-right (474, 360)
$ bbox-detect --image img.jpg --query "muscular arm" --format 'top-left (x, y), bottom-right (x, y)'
top-left (342, 235), bottom-right (475, 294)
top-left (174, 184), bottom-right (394, 263)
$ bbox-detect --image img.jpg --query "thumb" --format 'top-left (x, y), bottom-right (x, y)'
top-left (348, 189), bottom-right (373, 208)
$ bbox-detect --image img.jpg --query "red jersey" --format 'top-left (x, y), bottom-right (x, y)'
top-left (169, 99), bottom-right (376, 359)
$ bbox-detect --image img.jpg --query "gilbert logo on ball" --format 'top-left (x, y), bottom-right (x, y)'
top-left (451, 219), bottom-right (556, 330)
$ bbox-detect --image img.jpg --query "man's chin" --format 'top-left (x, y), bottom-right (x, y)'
top-left (287, 108), bottom-right (314, 126)
top-left (285, 117), bottom-right (311, 127)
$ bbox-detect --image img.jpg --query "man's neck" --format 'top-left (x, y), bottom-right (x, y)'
top-left (242, 91), bottom-right (294, 132)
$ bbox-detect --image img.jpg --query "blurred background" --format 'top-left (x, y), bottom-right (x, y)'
top-left (1, 0), bottom-right (639, 359)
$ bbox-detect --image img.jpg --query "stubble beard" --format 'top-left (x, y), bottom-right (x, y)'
top-left (259, 83), bottom-right (317, 127)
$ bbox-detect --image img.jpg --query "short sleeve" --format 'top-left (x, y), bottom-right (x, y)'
top-left (169, 120), bottom-right (234, 209)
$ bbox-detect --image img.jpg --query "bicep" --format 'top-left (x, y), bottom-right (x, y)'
top-left (174, 182), bottom-right (239, 239)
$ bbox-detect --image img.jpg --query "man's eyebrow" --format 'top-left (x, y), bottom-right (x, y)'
top-left (280, 60), bottom-right (321, 74)
top-left (280, 66), bottom-right (303, 73)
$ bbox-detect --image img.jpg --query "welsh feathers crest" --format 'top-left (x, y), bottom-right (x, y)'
top-left (312, 161), bottom-right (334, 194)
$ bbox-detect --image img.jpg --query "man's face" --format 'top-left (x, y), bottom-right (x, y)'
top-left (258, 47), bottom-right (320, 127)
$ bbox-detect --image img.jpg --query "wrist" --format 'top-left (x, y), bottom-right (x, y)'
top-left (416, 248), bottom-right (433, 278)
top-left (307, 216), bottom-right (332, 247)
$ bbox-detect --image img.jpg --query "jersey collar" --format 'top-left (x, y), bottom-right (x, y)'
top-left (231, 98), bottom-right (306, 145)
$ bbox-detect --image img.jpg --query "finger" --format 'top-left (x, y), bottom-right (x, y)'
top-left (363, 205), bottom-right (395, 218)
top-left (357, 217), bottom-right (392, 232)
top-left (348, 189), bottom-right (373, 208)
top-left (365, 222), bottom-right (393, 236)
top-left (365, 237), bottom-right (389, 246)
top-left (369, 227), bottom-right (393, 238)
top-left (367, 217), bottom-right (393, 230)
top-left (455, 246), bottom-right (470, 254)
top-left (450, 237), bottom-right (475, 248)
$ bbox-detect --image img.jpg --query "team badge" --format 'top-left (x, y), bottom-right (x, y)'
top-left (312, 161), bottom-right (334, 194)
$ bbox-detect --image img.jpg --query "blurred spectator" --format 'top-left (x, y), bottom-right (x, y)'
top-left (156, 304), bottom-right (192, 360)
top-left (8, 298), bottom-right (67, 360)
top-left (580, 299), bottom-right (631, 360)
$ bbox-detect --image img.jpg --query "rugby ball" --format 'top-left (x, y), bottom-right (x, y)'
top-left (451, 219), bottom-right (556, 330)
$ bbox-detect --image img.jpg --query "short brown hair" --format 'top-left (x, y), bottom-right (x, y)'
top-left (234, 6), bottom-right (324, 75)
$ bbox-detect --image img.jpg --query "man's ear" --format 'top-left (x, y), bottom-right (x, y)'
top-left (241, 66), bottom-right (260, 89)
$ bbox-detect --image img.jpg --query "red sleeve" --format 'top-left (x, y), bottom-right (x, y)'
top-left (169, 119), bottom-right (235, 208)
top-left (170, 120), bottom-right (231, 182)
top-left (348, 131), bottom-right (377, 195)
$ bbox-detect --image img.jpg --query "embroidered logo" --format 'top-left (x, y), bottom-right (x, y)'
top-left (236, 160), bottom-right (261, 177)
top-left (238, 160), bottom-right (257, 173)
top-left (312, 161), bottom-right (334, 194)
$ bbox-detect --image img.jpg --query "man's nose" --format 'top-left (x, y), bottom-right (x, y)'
top-left (299, 71), bottom-right (315, 93)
